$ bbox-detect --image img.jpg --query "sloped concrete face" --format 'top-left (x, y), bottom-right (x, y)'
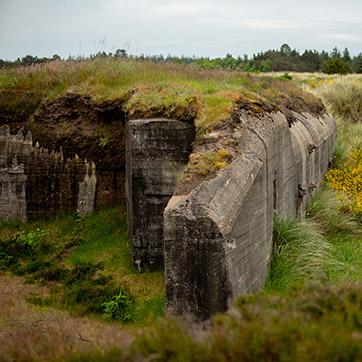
top-left (126, 119), bottom-right (195, 271)
top-left (164, 111), bottom-right (336, 320)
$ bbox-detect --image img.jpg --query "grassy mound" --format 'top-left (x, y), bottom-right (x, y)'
top-left (0, 58), bottom-right (325, 133)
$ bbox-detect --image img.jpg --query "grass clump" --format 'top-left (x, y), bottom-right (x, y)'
top-left (264, 213), bottom-right (331, 293)
top-left (311, 75), bottom-right (362, 124)
top-left (266, 185), bottom-right (362, 294)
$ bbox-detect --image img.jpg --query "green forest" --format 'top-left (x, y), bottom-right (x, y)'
top-left (1, 44), bottom-right (362, 74)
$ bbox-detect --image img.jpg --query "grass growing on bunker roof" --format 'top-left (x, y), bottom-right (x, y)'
top-left (0, 57), bottom-right (324, 133)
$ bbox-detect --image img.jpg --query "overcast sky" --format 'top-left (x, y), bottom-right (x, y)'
top-left (0, 0), bottom-right (361, 60)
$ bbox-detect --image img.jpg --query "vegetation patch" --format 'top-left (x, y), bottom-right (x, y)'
top-left (325, 147), bottom-right (362, 216)
top-left (65, 281), bottom-right (362, 362)
top-left (311, 75), bottom-right (362, 124)
top-left (2, 61), bottom-right (362, 361)
top-left (0, 207), bottom-right (164, 325)
top-left (0, 58), bottom-right (326, 136)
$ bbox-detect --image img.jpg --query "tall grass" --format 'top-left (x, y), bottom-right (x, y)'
top-left (0, 58), bottom-right (323, 132)
top-left (264, 213), bottom-right (332, 293)
top-left (311, 75), bottom-right (362, 124)
top-left (308, 74), bottom-right (362, 167)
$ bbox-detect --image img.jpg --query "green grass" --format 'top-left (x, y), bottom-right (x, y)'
top-left (265, 187), bottom-right (362, 294)
top-left (264, 212), bottom-right (332, 293)
top-left (0, 206), bottom-right (164, 325)
top-left (0, 58), bottom-right (323, 133)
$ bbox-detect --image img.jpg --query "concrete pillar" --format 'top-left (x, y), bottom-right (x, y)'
top-left (126, 118), bottom-right (195, 271)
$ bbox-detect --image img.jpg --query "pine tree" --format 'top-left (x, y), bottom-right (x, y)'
top-left (330, 47), bottom-right (342, 60)
top-left (342, 48), bottom-right (352, 63)
top-left (322, 58), bottom-right (352, 74)
top-left (354, 55), bottom-right (362, 74)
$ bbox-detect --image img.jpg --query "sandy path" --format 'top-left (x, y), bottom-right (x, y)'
top-left (0, 273), bottom-right (132, 361)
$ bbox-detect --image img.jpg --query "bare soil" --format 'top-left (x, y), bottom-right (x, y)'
top-left (0, 273), bottom-right (132, 361)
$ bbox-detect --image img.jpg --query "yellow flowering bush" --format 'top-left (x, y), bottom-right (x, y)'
top-left (325, 148), bottom-right (362, 215)
top-left (309, 77), bottom-right (334, 88)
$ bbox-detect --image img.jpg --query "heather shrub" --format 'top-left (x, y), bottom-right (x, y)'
top-left (66, 281), bottom-right (362, 362)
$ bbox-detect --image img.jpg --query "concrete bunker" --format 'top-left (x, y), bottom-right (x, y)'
top-left (0, 90), bottom-right (337, 322)
top-left (126, 110), bottom-right (336, 321)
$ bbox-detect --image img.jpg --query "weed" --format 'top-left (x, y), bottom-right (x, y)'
top-left (16, 228), bottom-right (50, 247)
top-left (102, 289), bottom-right (134, 322)
top-left (95, 129), bottom-right (112, 147)
top-left (276, 72), bottom-right (293, 81)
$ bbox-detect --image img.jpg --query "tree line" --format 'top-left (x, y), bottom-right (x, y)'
top-left (1, 44), bottom-right (362, 74)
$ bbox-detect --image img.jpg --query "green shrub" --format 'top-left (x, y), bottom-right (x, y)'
top-left (325, 147), bottom-right (362, 216)
top-left (102, 289), bottom-right (134, 322)
top-left (322, 58), bottom-right (353, 75)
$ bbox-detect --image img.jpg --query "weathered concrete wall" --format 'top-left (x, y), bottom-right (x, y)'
top-left (0, 125), bottom-right (96, 221)
top-left (164, 111), bottom-right (336, 320)
top-left (126, 118), bottom-right (195, 270)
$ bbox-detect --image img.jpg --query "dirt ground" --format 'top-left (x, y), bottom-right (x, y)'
top-left (0, 273), bottom-right (132, 361)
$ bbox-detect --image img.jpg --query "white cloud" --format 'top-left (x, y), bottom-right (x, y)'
top-left (1, 0), bottom-right (362, 60)
top-left (152, 1), bottom-right (204, 15)
top-left (106, 0), bottom-right (206, 17)
top-left (322, 34), bottom-right (362, 42)
top-left (198, 18), bottom-right (308, 30)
